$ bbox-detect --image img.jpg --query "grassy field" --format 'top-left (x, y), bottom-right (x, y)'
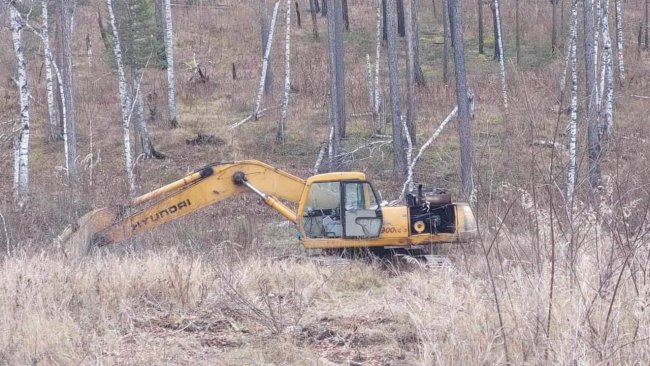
top-left (1, 0), bottom-right (650, 364)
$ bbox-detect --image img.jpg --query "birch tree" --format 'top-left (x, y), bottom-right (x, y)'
top-left (409, 0), bottom-right (426, 86)
top-left (60, 0), bottom-right (78, 181)
top-left (449, 0), bottom-right (474, 199)
top-left (614, 0), bottom-right (625, 82)
top-left (584, 0), bottom-right (601, 188)
top-left (260, 1), bottom-right (274, 94)
top-left (493, 0), bottom-right (508, 108)
top-left (253, 2), bottom-right (279, 120)
top-left (107, 0), bottom-right (136, 195)
top-left (164, 0), bottom-right (179, 128)
top-left (566, 1), bottom-right (578, 202)
top-left (10, 5), bottom-right (30, 206)
top-left (277, 0), bottom-right (292, 144)
top-left (600, 0), bottom-right (614, 137)
top-left (386, 0), bottom-right (407, 179)
top-left (42, 1), bottom-right (61, 142)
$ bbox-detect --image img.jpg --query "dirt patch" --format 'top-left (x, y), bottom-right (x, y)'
top-left (185, 133), bottom-right (225, 146)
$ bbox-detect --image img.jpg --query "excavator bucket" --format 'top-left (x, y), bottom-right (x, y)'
top-left (58, 208), bottom-right (119, 257)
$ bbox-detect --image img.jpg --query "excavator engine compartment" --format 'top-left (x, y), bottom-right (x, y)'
top-left (406, 186), bottom-right (456, 236)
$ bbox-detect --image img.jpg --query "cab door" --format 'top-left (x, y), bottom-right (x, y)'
top-left (342, 182), bottom-right (382, 238)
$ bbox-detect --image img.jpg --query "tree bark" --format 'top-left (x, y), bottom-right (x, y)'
top-left (327, 0), bottom-right (343, 170)
top-left (491, 0), bottom-right (499, 60)
top-left (260, 1), bottom-right (274, 94)
top-left (449, 0), bottom-right (474, 200)
top-left (386, 0), bottom-right (407, 179)
top-left (254, 2), bottom-right (280, 120)
top-left (60, 0), bottom-right (78, 182)
top-left (382, 0), bottom-right (387, 40)
top-left (410, 0), bottom-right (426, 86)
top-left (406, 0), bottom-right (417, 143)
top-left (397, 0), bottom-right (406, 36)
top-left (342, 0), bottom-right (349, 31)
top-left (478, 0), bottom-right (484, 54)
top-left (372, 0), bottom-right (382, 133)
top-left (327, 0), bottom-right (346, 139)
top-left (321, 0), bottom-right (327, 16)
top-left (278, 0), bottom-right (292, 144)
top-left (10, 6), bottom-right (30, 207)
top-left (493, 0), bottom-right (508, 108)
top-left (552, 0), bottom-right (558, 55)
top-left (309, 0), bottom-right (318, 38)
top-left (614, 0), bottom-right (626, 82)
top-left (164, 0), bottom-right (179, 128)
top-left (584, 0), bottom-right (601, 188)
top-left (566, 0), bottom-right (578, 202)
top-left (515, 0), bottom-right (520, 63)
top-left (42, 1), bottom-right (62, 142)
top-left (442, 0), bottom-right (450, 84)
top-left (601, 0), bottom-right (614, 138)
top-left (107, 0), bottom-right (136, 196)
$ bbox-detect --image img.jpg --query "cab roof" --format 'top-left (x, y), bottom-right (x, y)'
top-left (306, 172), bottom-right (366, 185)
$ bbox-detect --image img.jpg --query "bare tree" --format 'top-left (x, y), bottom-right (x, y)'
top-left (493, 0), bottom-right (507, 108)
top-left (442, 0), bottom-right (450, 84)
top-left (342, 0), bottom-right (349, 31)
top-left (277, 0), bottom-right (292, 144)
top-left (327, 0), bottom-right (346, 140)
top-left (260, 1), bottom-right (274, 94)
top-left (309, 0), bottom-right (318, 38)
top-left (9, 5), bottom-right (29, 207)
top-left (60, 0), bottom-right (78, 181)
top-left (584, 0), bottom-right (601, 188)
top-left (600, 0), bottom-right (614, 138)
top-left (254, 1), bottom-right (280, 120)
top-left (41, 1), bottom-right (62, 142)
top-left (552, 0), bottom-right (559, 55)
top-left (478, 0), bottom-right (485, 54)
top-left (409, 0), bottom-right (426, 86)
top-left (164, 0), bottom-right (179, 128)
top-left (406, 0), bottom-right (417, 143)
top-left (614, 0), bottom-right (625, 82)
top-left (449, 0), bottom-right (474, 200)
top-left (566, 0), bottom-right (578, 201)
top-left (386, 0), bottom-right (407, 179)
top-left (515, 0), bottom-right (520, 63)
top-left (397, 0), bottom-right (406, 36)
top-left (107, 0), bottom-right (136, 196)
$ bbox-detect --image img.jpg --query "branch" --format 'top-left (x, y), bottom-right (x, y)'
top-left (399, 106), bottom-right (458, 200)
top-left (228, 106), bottom-right (279, 130)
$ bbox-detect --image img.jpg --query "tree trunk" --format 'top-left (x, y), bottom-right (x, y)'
top-left (478, 0), bottom-right (484, 54)
top-left (382, 0), bottom-right (387, 41)
top-left (645, 0), bottom-right (648, 49)
top-left (493, 0), bottom-right (508, 108)
top-left (295, 1), bottom-right (301, 28)
top-left (406, 0), bottom-right (417, 143)
top-left (164, 0), bottom-right (179, 128)
top-left (442, 0), bottom-right (450, 83)
top-left (373, 0), bottom-right (382, 133)
top-left (614, 0), bottom-right (626, 82)
top-left (60, 0), bottom-right (78, 182)
top-left (432, 0), bottom-right (437, 19)
top-left (491, 1), bottom-right (499, 60)
top-left (313, 0), bottom-right (320, 12)
top-left (584, 0), bottom-right (601, 188)
top-left (131, 67), bottom-right (159, 159)
top-left (566, 0), bottom-right (578, 201)
top-left (327, 0), bottom-right (346, 138)
top-left (515, 0), bottom-right (520, 63)
top-left (449, 0), bottom-right (474, 200)
top-left (326, 0), bottom-right (343, 170)
top-left (278, 0), bottom-right (292, 144)
top-left (254, 2), bottom-right (280, 120)
top-left (601, 0), bottom-right (614, 138)
top-left (386, 0), bottom-right (407, 179)
top-left (321, 0), bottom-right (327, 16)
top-left (397, 0), bottom-right (406, 37)
top-left (107, 0), bottom-right (136, 196)
top-left (260, 1), bottom-right (274, 94)
top-left (10, 6), bottom-right (30, 207)
top-left (410, 0), bottom-right (426, 86)
top-left (342, 0), bottom-right (349, 31)
top-left (552, 0), bottom-right (558, 55)
top-left (42, 1), bottom-right (62, 142)
top-left (309, 0), bottom-right (318, 38)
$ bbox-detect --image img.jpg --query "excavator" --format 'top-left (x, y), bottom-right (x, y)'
top-left (61, 160), bottom-right (477, 255)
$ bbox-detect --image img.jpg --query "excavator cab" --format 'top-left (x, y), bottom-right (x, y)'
top-left (301, 180), bottom-right (382, 239)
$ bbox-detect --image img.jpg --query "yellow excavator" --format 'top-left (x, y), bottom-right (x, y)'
top-left (61, 160), bottom-right (476, 255)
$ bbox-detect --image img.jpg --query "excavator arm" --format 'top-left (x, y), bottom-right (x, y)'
top-left (63, 160), bottom-right (305, 252)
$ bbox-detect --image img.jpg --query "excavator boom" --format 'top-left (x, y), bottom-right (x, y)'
top-left (63, 160), bottom-right (304, 252)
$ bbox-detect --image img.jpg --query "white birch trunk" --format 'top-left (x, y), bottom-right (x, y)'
top-left (601, 0), bottom-right (615, 137)
top-left (42, 1), bottom-right (61, 142)
top-left (277, 0), bottom-right (292, 144)
top-left (52, 62), bottom-right (70, 175)
top-left (254, 1), bottom-right (280, 120)
top-left (402, 115), bottom-right (414, 194)
top-left (164, 0), bottom-right (179, 128)
top-left (374, 0), bottom-right (381, 116)
top-left (405, 0), bottom-right (416, 142)
top-left (107, 0), bottom-right (136, 196)
top-left (366, 54), bottom-right (376, 131)
top-left (10, 6), bottom-right (30, 206)
top-left (614, 0), bottom-right (626, 82)
top-left (494, 0), bottom-right (508, 108)
top-left (567, 1), bottom-right (578, 202)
